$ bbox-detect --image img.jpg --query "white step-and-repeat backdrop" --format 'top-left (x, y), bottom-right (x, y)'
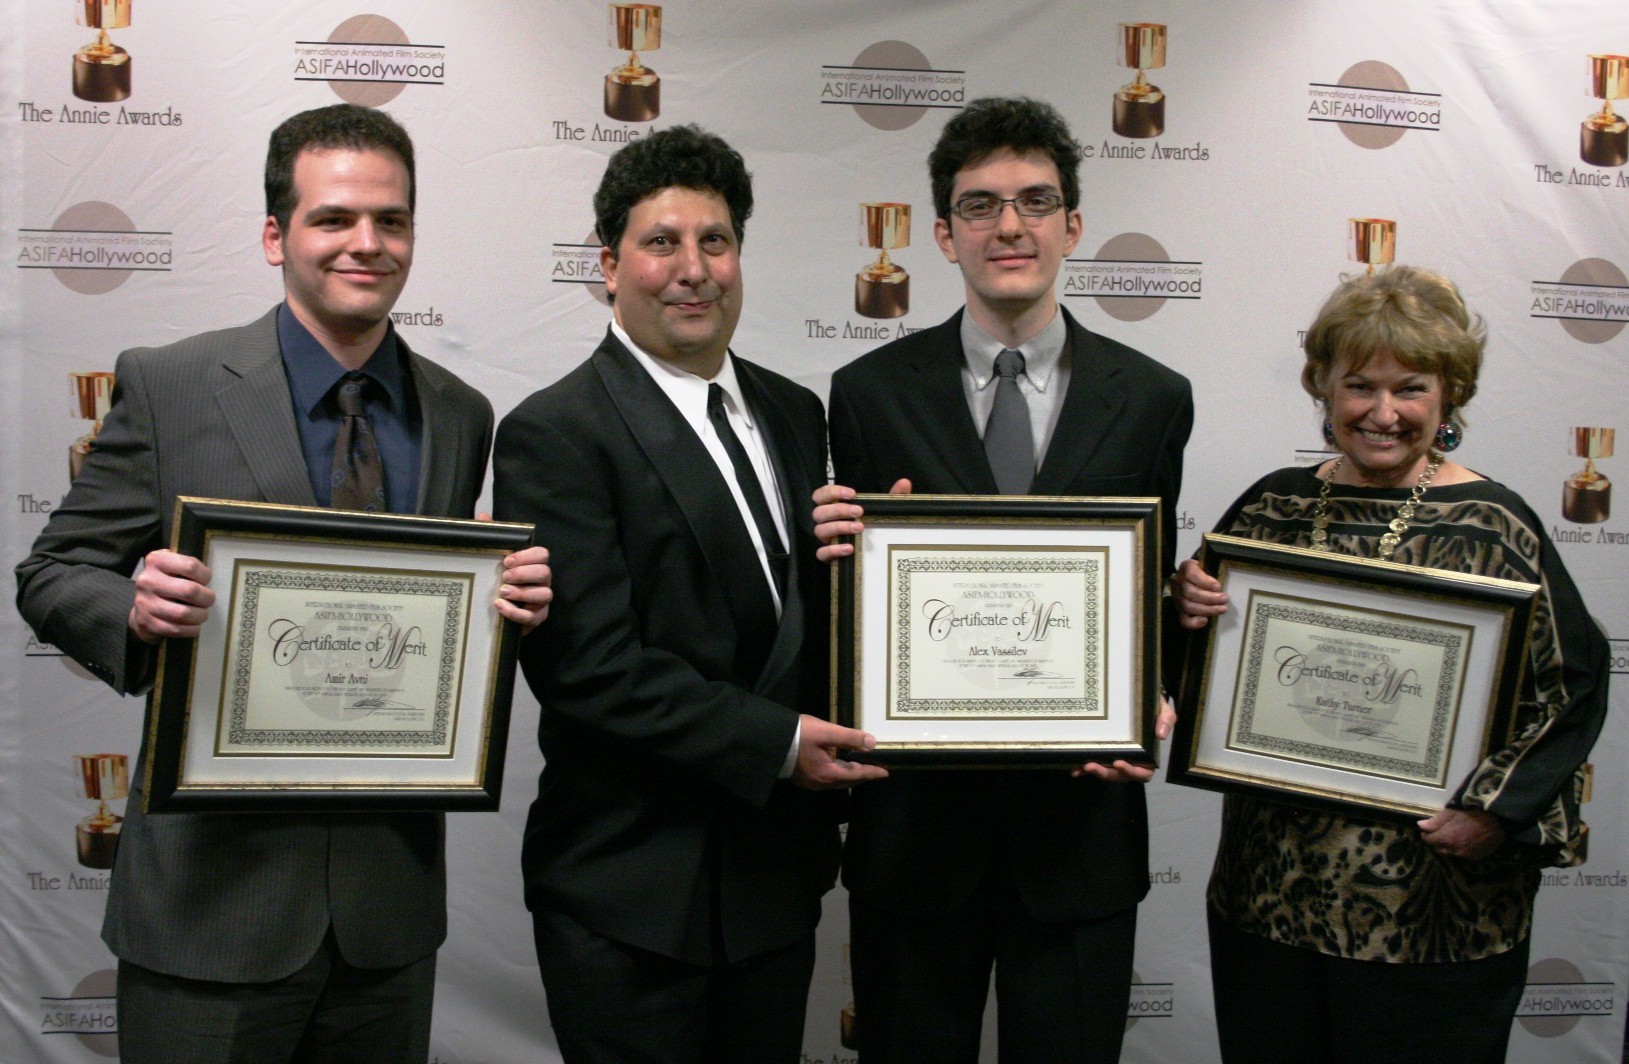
top-left (3, 2), bottom-right (1626, 1061)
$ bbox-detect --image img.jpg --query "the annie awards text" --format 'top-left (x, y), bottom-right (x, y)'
top-left (1534, 163), bottom-right (1629, 190)
top-left (804, 319), bottom-right (924, 341)
top-left (17, 101), bottom-right (182, 126)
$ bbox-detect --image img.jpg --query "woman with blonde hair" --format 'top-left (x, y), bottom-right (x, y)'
top-left (1174, 265), bottom-right (1608, 1062)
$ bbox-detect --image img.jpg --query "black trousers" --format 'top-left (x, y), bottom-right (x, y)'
top-left (1208, 910), bottom-right (1530, 1064)
top-left (849, 867), bottom-right (1138, 1064)
top-left (532, 900), bottom-right (816, 1064)
top-left (116, 930), bottom-right (434, 1064)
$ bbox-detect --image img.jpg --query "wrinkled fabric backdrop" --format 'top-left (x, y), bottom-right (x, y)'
top-left (3, 2), bottom-right (1626, 1060)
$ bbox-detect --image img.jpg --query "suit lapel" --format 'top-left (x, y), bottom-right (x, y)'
top-left (591, 333), bottom-right (780, 651)
top-left (214, 309), bottom-right (317, 507)
top-left (406, 341), bottom-right (462, 517)
top-left (1032, 310), bottom-right (1128, 495)
top-left (900, 311), bottom-right (998, 494)
top-left (735, 360), bottom-right (806, 696)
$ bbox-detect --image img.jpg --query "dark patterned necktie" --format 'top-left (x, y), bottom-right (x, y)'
top-left (984, 348), bottom-right (1034, 494)
top-left (707, 383), bottom-right (788, 599)
top-left (330, 372), bottom-right (386, 512)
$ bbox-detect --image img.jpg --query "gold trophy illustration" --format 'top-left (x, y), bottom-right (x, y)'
top-left (1563, 427), bottom-right (1614, 523)
top-left (74, 753), bottom-right (128, 869)
top-left (1113, 22), bottom-right (1166, 139)
top-left (605, 4), bottom-right (661, 122)
top-left (1580, 54), bottom-right (1629, 168)
top-left (70, 371), bottom-right (115, 481)
top-left (855, 202), bottom-right (910, 319)
top-left (1348, 218), bottom-right (1396, 275)
top-left (73, 0), bottom-right (133, 103)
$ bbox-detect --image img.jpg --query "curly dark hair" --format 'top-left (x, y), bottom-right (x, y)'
top-left (929, 97), bottom-right (1083, 221)
top-left (264, 104), bottom-right (415, 232)
top-left (593, 124), bottom-right (753, 253)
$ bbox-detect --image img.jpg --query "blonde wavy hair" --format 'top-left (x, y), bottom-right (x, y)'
top-left (1301, 265), bottom-right (1486, 418)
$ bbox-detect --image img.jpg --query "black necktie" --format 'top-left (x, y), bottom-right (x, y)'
top-left (984, 348), bottom-right (1035, 494)
top-left (706, 383), bottom-right (788, 599)
top-left (330, 372), bottom-right (386, 512)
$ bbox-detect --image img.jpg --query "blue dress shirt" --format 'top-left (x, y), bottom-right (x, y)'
top-left (277, 304), bottom-right (422, 515)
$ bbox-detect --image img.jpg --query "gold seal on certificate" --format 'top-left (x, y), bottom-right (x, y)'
top-left (834, 495), bottom-right (1162, 768)
top-left (145, 499), bottom-right (533, 813)
top-left (1170, 534), bottom-right (1538, 821)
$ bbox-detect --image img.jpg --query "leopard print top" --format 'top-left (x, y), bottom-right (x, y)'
top-left (1203, 466), bottom-right (1607, 963)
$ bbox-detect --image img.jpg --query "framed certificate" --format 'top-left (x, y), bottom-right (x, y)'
top-left (833, 494), bottom-right (1162, 768)
top-left (144, 497), bottom-right (533, 813)
top-left (1169, 533), bottom-right (1538, 821)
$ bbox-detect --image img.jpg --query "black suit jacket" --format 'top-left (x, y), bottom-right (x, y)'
top-left (829, 307), bottom-right (1193, 922)
top-left (15, 307), bottom-right (492, 981)
top-left (493, 329), bottom-right (841, 965)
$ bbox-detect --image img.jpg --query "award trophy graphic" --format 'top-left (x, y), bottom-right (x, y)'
top-left (1348, 218), bottom-right (1396, 275)
top-left (73, 0), bottom-right (133, 103)
top-left (1112, 22), bottom-right (1166, 139)
top-left (1580, 54), bottom-right (1629, 168)
top-left (74, 754), bottom-right (128, 869)
top-left (855, 202), bottom-right (910, 319)
top-left (605, 4), bottom-right (661, 122)
top-left (1563, 427), bottom-right (1614, 523)
top-left (69, 371), bottom-right (115, 482)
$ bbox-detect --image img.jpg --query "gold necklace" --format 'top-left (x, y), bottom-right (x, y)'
top-left (1309, 452), bottom-right (1442, 560)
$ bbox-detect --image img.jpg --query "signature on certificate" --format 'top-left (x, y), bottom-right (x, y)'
top-left (342, 697), bottom-right (418, 715)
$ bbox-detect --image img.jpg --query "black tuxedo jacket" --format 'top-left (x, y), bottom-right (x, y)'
top-left (829, 307), bottom-right (1193, 921)
top-left (493, 329), bottom-right (841, 965)
top-left (15, 307), bottom-right (490, 981)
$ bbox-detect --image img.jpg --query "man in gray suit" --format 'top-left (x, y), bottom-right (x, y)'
top-left (15, 104), bottom-right (551, 1062)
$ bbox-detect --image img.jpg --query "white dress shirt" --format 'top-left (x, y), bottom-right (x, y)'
top-left (613, 323), bottom-right (802, 777)
top-left (615, 322), bottom-right (789, 617)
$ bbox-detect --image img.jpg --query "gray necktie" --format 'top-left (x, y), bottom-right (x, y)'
top-left (984, 348), bottom-right (1034, 494)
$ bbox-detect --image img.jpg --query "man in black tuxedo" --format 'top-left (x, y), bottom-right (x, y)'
top-left (814, 96), bottom-right (1193, 1063)
top-left (15, 104), bottom-right (552, 1062)
top-left (493, 124), bottom-right (886, 1064)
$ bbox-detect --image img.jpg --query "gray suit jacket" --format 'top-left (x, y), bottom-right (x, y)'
top-left (15, 307), bottom-right (493, 982)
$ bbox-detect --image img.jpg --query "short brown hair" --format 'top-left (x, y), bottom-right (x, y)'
top-left (265, 104), bottom-right (415, 233)
top-left (1301, 265), bottom-right (1485, 416)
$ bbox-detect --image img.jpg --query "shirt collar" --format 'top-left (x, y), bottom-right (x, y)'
top-left (960, 308), bottom-right (1067, 394)
top-left (612, 320), bottom-right (753, 431)
top-left (278, 303), bottom-right (406, 417)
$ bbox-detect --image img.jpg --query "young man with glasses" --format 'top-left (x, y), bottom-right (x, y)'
top-left (813, 96), bottom-right (1192, 1063)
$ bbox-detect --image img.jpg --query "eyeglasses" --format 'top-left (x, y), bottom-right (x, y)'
top-left (950, 192), bottom-right (1066, 224)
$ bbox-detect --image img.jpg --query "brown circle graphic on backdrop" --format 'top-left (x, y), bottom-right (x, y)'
top-left (1093, 233), bottom-right (1171, 322)
top-left (70, 969), bottom-right (119, 1057)
top-left (851, 41), bottom-right (932, 131)
top-left (1560, 258), bottom-right (1629, 343)
top-left (51, 202), bottom-right (136, 295)
top-left (1518, 957), bottom-right (1587, 1037)
top-left (1336, 61), bottom-right (1409, 149)
top-left (327, 15), bottom-right (410, 106)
